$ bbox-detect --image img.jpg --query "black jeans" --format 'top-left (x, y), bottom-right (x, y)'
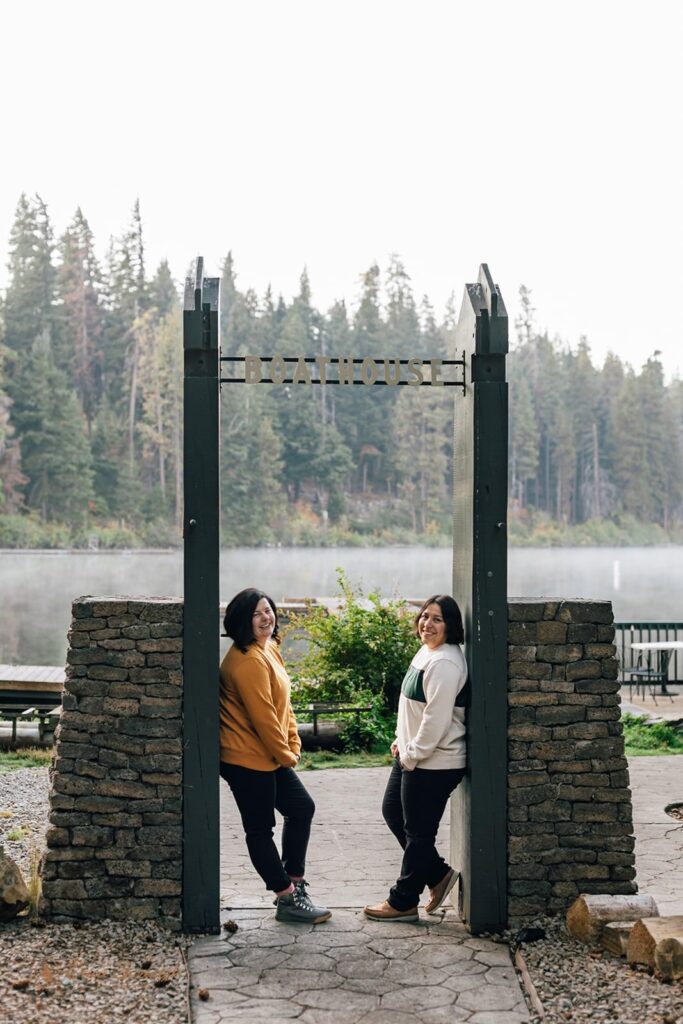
top-left (220, 762), bottom-right (315, 893)
top-left (382, 759), bottom-right (465, 911)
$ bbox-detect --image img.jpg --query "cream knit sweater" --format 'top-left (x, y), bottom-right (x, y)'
top-left (396, 642), bottom-right (467, 771)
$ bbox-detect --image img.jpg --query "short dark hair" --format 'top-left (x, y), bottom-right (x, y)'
top-left (223, 588), bottom-right (280, 653)
top-left (414, 595), bottom-right (464, 645)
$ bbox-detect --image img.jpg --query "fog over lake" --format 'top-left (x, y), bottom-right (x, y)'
top-left (1, 546), bottom-right (681, 665)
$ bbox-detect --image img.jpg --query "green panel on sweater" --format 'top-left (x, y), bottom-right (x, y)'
top-left (400, 666), bottom-right (426, 703)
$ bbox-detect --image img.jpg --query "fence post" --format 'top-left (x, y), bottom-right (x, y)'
top-left (452, 264), bottom-right (509, 933)
top-left (183, 258), bottom-right (221, 933)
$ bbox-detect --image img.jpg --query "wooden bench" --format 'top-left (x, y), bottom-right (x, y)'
top-left (292, 702), bottom-right (371, 736)
top-left (0, 666), bottom-right (65, 744)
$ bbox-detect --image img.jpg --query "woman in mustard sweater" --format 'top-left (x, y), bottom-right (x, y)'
top-left (220, 588), bottom-right (331, 924)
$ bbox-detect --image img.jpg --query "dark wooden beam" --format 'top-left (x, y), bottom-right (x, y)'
top-left (451, 264), bottom-right (509, 933)
top-left (182, 258), bottom-right (221, 933)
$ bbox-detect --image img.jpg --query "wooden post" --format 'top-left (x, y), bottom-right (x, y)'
top-left (451, 264), bottom-right (508, 933)
top-left (182, 258), bottom-right (221, 933)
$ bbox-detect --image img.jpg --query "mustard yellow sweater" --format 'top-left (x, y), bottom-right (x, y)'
top-left (219, 639), bottom-right (301, 771)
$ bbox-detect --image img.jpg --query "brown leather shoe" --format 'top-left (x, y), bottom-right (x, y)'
top-left (425, 868), bottom-right (458, 915)
top-left (363, 900), bottom-right (419, 923)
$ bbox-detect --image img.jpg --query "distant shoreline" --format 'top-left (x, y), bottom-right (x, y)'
top-left (2, 541), bottom-right (683, 555)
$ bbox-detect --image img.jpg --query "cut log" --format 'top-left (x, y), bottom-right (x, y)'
top-left (601, 921), bottom-right (636, 957)
top-left (627, 916), bottom-right (683, 967)
top-left (654, 936), bottom-right (683, 981)
top-left (566, 894), bottom-right (659, 945)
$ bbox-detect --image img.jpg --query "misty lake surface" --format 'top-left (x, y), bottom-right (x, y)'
top-left (0, 546), bottom-right (680, 665)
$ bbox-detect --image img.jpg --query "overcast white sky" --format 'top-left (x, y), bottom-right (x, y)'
top-left (1, 0), bottom-right (681, 377)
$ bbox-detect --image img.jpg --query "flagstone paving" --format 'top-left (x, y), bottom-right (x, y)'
top-left (189, 757), bottom-right (683, 1021)
top-left (190, 767), bottom-right (530, 1023)
top-left (629, 755), bottom-right (683, 917)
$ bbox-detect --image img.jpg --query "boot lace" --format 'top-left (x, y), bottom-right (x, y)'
top-left (294, 880), bottom-right (314, 909)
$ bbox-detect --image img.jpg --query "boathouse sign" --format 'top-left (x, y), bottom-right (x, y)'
top-left (223, 354), bottom-right (466, 389)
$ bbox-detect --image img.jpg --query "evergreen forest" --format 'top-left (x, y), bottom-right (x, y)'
top-left (0, 194), bottom-right (681, 549)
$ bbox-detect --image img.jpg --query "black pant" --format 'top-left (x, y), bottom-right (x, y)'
top-left (220, 762), bottom-right (315, 893)
top-left (382, 759), bottom-right (465, 911)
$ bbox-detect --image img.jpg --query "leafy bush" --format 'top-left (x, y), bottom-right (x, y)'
top-left (622, 712), bottom-right (683, 754)
top-left (337, 692), bottom-right (397, 753)
top-left (287, 570), bottom-right (420, 716)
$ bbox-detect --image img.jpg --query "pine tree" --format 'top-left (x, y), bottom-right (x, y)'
top-left (393, 387), bottom-right (451, 532)
top-left (385, 255), bottom-right (419, 357)
top-left (4, 194), bottom-right (56, 402)
top-left (509, 375), bottom-right (538, 508)
top-left (0, 316), bottom-right (25, 512)
top-left (136, 307), bottom-right (183, 525)
top-left (220, 387), bottom-right (284, 544)
top-left (56, 208), bottom-right (105, 433)
top-left (148, 260), bottom-right (179, 317)
top-left (102, 199), bottom-right (147, 408)
top-left (11, 331), bottom-right (93, 524)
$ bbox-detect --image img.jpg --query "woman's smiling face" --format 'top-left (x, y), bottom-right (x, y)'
top-left (252, 597), bottom-right (275, 646)
top-left (418, 602), bottom-right (447, 649)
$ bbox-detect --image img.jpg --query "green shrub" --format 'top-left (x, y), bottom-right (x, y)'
top-left (287, 570), bottom-right (420, 718)
top-left (338, 692), bottom-right (397, 753)
top-left (622, 712), bottom-right (683, 754)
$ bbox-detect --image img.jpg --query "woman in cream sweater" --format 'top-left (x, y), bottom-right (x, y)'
top-left (220, 588), bottom-right (330, 924)
top-left (364, 594), bottom-right (468, 923)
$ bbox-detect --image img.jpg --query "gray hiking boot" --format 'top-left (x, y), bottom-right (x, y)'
top-left (275, 880), bottom-right (331, 924)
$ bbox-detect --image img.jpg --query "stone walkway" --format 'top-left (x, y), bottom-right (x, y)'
top-left (190, 767), bottom-right (531, 1023)
top-left (188, 757), bottom-right (683, 1022)
top-left (629, 755), bottom-right (683, 917)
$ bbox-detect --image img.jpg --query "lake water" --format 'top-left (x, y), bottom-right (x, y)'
top-left (1, 546), bottom-right (681, 665)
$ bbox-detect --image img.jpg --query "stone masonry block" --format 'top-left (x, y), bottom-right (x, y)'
top-left (508, 622), bottom-right (538, 644)
top-left (536, 644), bottom-right (583, 664)
top-left (509, 661), bottom-right (552, 680)
top-left (535, 621), bottom-right (568, 644)
top-left (508, 602), bottom-right (546, 621)
top-left (556, 601), bottom-right (614, 624)
top-left (566, 624), bottom-right (598, 643)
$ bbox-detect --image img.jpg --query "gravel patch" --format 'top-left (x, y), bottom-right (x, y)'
top-left (0, 765), bottom-right (50, 877)
top-left (516, 915), bottom-right (683, 1024)
top-left (0, 767), bottom-right (189, 1023)
top-left (0, 918), bottom-right (189, 1023)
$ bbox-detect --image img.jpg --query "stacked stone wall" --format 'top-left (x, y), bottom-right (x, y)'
top-left (42, 597), bottom-right (183, 931)
top-left (507, 598), bottom-right (636, 922)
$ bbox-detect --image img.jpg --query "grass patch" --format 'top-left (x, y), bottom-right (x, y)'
top-left (622, 713), bottom-right (683, 757)
top-left (0, 747), bottom-right (52, 772)
top-left (5, 824), bottom-right (29, 841)
top-left (297, 750), bottom-right (393, 770)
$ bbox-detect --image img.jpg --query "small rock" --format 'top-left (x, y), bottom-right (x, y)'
top-left (0, 845), bottom-right (30, 921)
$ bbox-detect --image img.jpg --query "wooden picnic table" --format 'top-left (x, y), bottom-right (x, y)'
top-left (0, 665), bottom-right (65, 743)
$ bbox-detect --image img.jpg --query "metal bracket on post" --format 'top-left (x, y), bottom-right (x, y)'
top-left (452, 264), bottom-right (508, 934)
top-left (183, 257), bottom-right (221, 934)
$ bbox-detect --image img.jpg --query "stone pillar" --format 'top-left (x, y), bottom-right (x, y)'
top-left (42, 597), bottom-right (183, 931)
top-left (507, 599), bottom-right (636, 923)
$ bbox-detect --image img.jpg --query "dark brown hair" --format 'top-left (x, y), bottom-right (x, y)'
top-left (223, 588), bottom-right (280, 653)
top-left (413, 595), bottom-right (464, 645)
